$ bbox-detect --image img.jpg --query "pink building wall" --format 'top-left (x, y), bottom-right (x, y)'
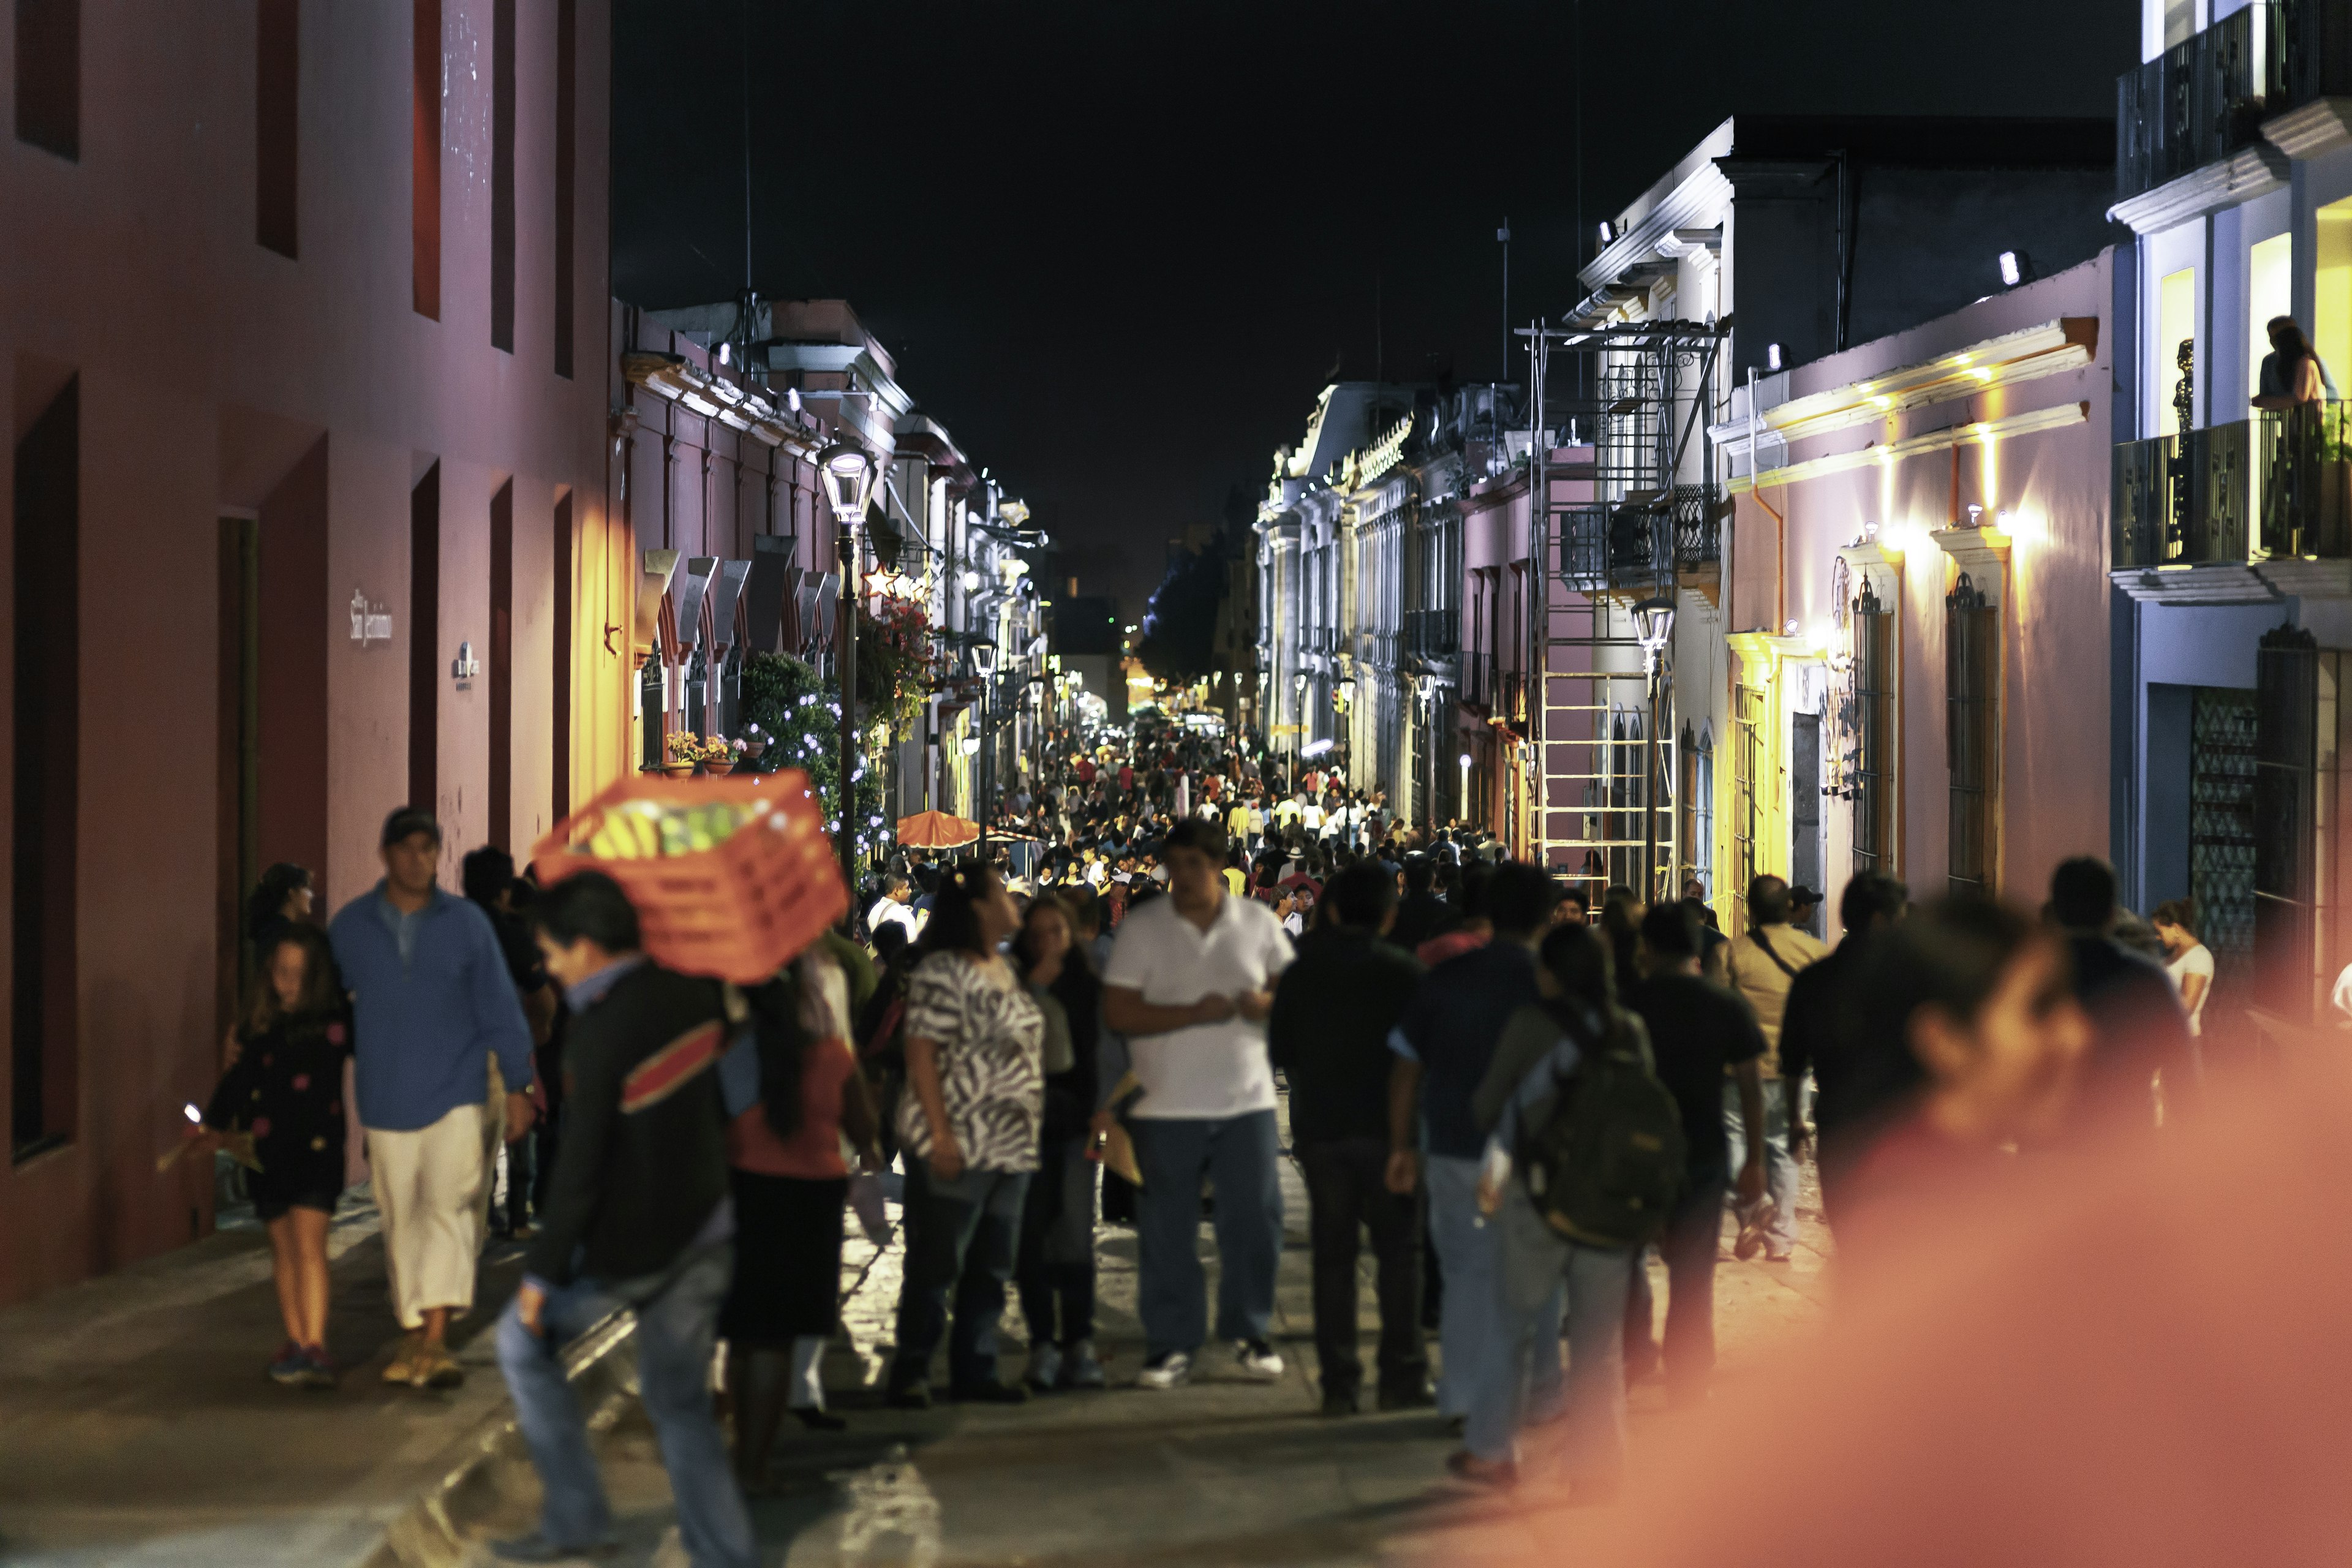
top-left (1722, 251), bottom-right (2115, 907)
top-left (0, 0), bottom-right (614, 1302)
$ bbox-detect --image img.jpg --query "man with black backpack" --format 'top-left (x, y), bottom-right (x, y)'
top-left (1724, 875), bottom-right (1826, 1262)
top-left (1465, 923), bottom-right (1684, 1495)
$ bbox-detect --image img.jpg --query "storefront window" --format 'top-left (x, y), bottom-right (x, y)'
top-left (1946, 574), bottom-right (2000, 895)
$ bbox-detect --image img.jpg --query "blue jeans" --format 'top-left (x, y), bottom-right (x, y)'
top-left (1495, 1184), bottom-right (1634, 1479)
top-left (1425, 1154), bottom-right (1562, 1444)
top-left (1130, 1110), bottom-right (1282, 1359)
top-left (495, 1242), bottom-right (755, 1568)
top-left (891, 1164), bottom-right (1030, 1392)
top-left (1723, 1079), bottom-right (1798, 1251)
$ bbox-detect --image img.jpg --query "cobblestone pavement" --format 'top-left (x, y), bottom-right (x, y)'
top-left (471, 1141), bottom-right (1834, 1567)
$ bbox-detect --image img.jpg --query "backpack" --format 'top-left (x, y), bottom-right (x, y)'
top-left (1518, 1005), bottom-right (1689, 1250)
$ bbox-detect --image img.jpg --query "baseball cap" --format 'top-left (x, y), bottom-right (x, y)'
top-left (380, 805), bottom-right (443, 848)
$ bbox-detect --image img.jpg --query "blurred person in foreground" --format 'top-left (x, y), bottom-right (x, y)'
top-left (496, 871), bottom-right (752, 1567)
top-left (1521, 902), bottom-right (2352, 1568)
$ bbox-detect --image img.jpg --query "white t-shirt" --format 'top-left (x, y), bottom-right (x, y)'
top-left (2166, 942), bottom-right (2216, 1036)
top-left (1102, 892), bottom-right (1295, 1120)
top-left (869, 897), bottom-right (922, 943)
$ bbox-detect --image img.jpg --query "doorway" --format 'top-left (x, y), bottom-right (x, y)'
top-left (1792, 710), bottom-right (1823, 936)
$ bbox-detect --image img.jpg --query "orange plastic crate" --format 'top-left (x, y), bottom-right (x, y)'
top-left (529, 770), bottom-right (848, 985)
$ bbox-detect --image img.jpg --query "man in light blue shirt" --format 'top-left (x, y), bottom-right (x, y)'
top-left (328, 806), bottom-right (534, 1390)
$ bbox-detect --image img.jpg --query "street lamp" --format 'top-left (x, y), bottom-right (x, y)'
top-left (1630, 595), bottom-right (1676, 901)
top-left (973, 641), bottom-right (999, 858)
top-left (1415, 673), bottom-right (1439, 831)
top-left (817, 441), bottom-right (876, 891)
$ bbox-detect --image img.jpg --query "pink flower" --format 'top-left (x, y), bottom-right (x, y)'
top-left (291, 1074), bottom-right (311, 1091)
top-left (251, 1117), bottom-right (272, 1138)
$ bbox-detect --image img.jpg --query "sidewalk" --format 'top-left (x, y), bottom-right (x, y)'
top-left (0, 1191), bottom-right (545, 1568)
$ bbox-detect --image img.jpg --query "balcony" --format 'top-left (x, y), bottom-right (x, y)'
top-left (1403, 607), bottom-right (1460, 662)
top-left (1557, 484), bottom-right (1719, 590)
top-left (2117, 4), bottom-right (2279, 205)
top-left (1461, 652), bottom-right (1529, 728)
top-left (2113, 406), bottom-right (2352, 570)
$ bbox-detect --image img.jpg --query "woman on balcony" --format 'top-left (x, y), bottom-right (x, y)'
top-left (2252, 316), bottom-right (2331, 411)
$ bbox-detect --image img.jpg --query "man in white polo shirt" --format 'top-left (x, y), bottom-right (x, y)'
top-left (1101, 818), bottom-right (1295, 1389)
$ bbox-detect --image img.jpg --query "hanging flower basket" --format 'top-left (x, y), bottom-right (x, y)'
top-left (530, 771), bottom-right (848, 984)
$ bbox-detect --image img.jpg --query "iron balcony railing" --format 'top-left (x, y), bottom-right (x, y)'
top-left (2114, 405), bottom-right (2352, 567)
top-left (2117, 2), bottom-right (2352, 203)
top-left (1403, 606), bottom-right (1460, 660)
top-left (1557, 484), bottom-right (1719, 589)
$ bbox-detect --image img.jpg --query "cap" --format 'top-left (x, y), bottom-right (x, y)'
top-left (1790, 883), bottom-right (1825, 906)
top-left (381, 805), bottom-right (443, 848)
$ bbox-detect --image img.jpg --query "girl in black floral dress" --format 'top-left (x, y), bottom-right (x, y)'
top-left (205, 925), bottom-right (352, 1387)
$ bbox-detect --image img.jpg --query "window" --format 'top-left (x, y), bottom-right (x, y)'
top-left (1732, 683), bottom-right (1763, 900)
top-left (2157, 266), bottom-right (2196, 439)
top-left (491, 0), bottom-right (514, 351)
top-left (409, 462), bottom-right (440, 810)
top-left (412, 0), bottom-right (442, 320)
top-left (489, 480), bottom-right (513, 848)
top-left (1679, 721), bottom-right (1715, 901)
top-left (2252, 627), bottom-right (2348, 1025)
top-left (552, 492), bottom-right (573, 818)
top-left (1853, 579), bottom-right (1896, 877)
top-left (554, 0), bottom-right (576, 377)
top-left (255, 0), bottom-right (298, 257)
top-left (14, 0), bottom-right (77, 159)
top-left (13, 377), bottom-right (78, 1159)
top-left (1946, 573), bottom-right (2000, 895)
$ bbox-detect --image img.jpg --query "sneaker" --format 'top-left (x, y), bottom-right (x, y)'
top-left (886, 1381), bottom-right (932, 1411)
top-left (1025, 1342), bottom-right (1063, 1393)
top-left (409, 1343), bottom-right (465, 1390)
top-left (1232, 1338), bottom-right (1284, 1381)
top-left (1764, 1245), bottom-right (1795, 1264)
top-left (1136, 1351), bottom-right (1193, 1390)
top-left (1444, 1449), bottom-right (1519, 1490)
top-left (381, 1331), bottom-right (423, 1385)
top-left (1734, 1199), bottom-right (1778, 1261)
top-left (1059, 1340), bottom-right (1107, 1390)
top-left (267, 1341), bottom-right (309, 1385)
top-left (296, 1345), bottom-right (338, 1390)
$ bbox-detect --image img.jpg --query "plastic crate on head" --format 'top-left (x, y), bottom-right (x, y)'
top-left (530, 770), bottom-right (848, 984)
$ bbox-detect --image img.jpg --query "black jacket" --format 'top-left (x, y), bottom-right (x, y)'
top-left (525, 962), bottom-right (732, 1287)
top-left (1268, 927), bottom-right (1423, 1144)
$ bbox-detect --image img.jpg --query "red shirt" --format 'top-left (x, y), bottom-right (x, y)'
top-left (726, 1036), bottom-right (856, 1180)
top-left (1117, 766), bottom-right (1133, 792)
top-left (1077, 758), bottom-right (1097, 784)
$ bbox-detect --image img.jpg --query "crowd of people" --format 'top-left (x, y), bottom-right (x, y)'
top-left (191, 710), bottom-right (2215, 1564)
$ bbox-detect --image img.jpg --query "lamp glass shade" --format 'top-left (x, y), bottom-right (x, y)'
top-left (816, 442), bottom-right (875, 525)
top-left (961, 736), bottom-right (981, 756)
top-left (962, 569), bottom-right (981, 591)
top-left (973, 641), bottom-right (998, 676)
top-left (1632, 595), bottom-right (1676, 652)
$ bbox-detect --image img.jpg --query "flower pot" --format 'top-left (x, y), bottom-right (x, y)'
top-left (703, 760), bottom-right (734, 777)
top-left (744, 741), bottom-right (767, 761)
top-left (660, 761), bottom-right (696, 779)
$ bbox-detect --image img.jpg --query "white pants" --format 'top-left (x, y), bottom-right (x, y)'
top-left (367, 1104), bottom-right (490, 1329)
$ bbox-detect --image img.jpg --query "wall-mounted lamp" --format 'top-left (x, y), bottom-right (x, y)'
top-left (1766, 342), bottom-right (1783, 373)
top-left (451, 640), bottom-right (480, 687)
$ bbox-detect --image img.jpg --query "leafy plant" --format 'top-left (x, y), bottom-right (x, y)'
top-left (739, 652), bottom-right (888, 861)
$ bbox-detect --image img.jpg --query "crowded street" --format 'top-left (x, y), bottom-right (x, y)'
top-left (9, 4), bottom-right (2352, 1566)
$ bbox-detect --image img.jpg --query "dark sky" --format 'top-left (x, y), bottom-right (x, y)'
top-left (614, 1), bottom-right (2133, 608)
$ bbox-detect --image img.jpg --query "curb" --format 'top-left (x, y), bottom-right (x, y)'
top-left (362, 1310), bottom-right (639, 1568)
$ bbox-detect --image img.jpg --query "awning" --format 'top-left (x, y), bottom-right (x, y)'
top-left (741, 535), bottom-right (797, 655)
top-left (801, 571), bottom-right (840, 657)
top-left (707, 559), bottom-right (751, 657)
top-left (674, 557), bottom-right (717, 658)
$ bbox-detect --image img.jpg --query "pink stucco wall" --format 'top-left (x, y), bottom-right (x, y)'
top-left (0, 0), bottom-right (613, 1301)
top-left (1722, 250), bottom-right (2115, 907)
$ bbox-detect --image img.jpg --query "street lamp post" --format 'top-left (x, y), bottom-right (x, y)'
top-left (973, 640), bottom-right (999, 861)
top-left (1415, 673), bottom-right (1438, 834)
top-left (817, 441), bottom-right (877, 894)
top-left (1291, 670), bottom-right (1307, 794)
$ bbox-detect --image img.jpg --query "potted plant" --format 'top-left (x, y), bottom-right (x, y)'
top-left (742, 725), bottom-right (767, 763)
top-left (702, 734), bottom-right (736, 777)
top-left (660, 731), bottom-right (701, 778)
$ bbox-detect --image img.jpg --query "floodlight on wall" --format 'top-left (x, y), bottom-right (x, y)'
top-left (786, 386), bottom-right (802, 414)
top-left (1998, 251), bottom-right (2025, 288)
top-left (816, 442), bottom-right (877, 527)
top-left (717, 341), bottom-right (731, 366)
top-left (973, 641), bottom-right (999, 676)
top-left (1766, 342), bottom-right (1783, 372)
top-left (1597, 220), bottom-right (1615, 244)
top-left (962, 570), bottom-right (982, 591)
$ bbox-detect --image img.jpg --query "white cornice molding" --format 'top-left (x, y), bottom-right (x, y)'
top-left (2107, 143), bottom-right (2286, 235)
top-left (1578, 164), bottom-right (1735, 293)
top-left (1728, 401), bottom-right (2089, 497)
top-left (2263, 97), bottom-right (2352, 160)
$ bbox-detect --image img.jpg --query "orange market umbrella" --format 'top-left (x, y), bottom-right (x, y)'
top-left (895, 810), bottom-right (979, 851)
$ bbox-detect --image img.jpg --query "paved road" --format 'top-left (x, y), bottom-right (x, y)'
top-left (469, 1153), bottom-right (1833, 1566)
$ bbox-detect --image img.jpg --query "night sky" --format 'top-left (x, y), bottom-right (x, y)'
top-left (614, 0), bottom-right (2133, 609)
